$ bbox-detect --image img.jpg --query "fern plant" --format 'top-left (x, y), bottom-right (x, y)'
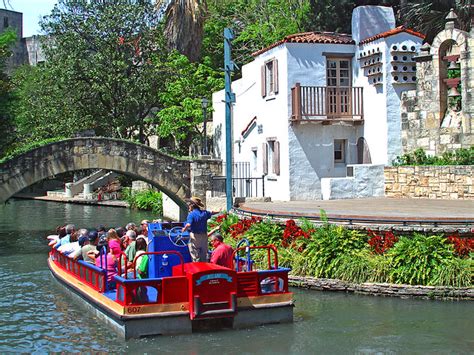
top-left (388, 234), bottom-right (455, 285)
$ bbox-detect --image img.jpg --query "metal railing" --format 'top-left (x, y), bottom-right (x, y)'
top-left (210, 175), bottom-right (265, 198)
top-left (291, 83), bottom-right (364, 121)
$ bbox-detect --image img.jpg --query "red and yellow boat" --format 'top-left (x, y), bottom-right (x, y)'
top-left (48, 222), bottom-right (293, 339)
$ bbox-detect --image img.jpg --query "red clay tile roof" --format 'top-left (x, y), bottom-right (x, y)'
top-left (359, 26), bottom-right (425, 44)
top-left (252, 32), bottom-right (355, 57)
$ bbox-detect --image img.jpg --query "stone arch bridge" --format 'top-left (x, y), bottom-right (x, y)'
top-left (0, 138), bottom-right (222, 212)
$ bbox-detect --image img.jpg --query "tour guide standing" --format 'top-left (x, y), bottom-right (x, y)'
top-left (182, 196), bottom-right (217, 262)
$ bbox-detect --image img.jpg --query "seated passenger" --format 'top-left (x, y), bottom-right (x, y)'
top-left (58, 231), bottom-right (80, 256)
top-left (124, 230), bottom-right (137, 271)
top-left (55, 224), bottom-right (75, 249)
top-left (90, 238), bottom-right (118, 287)
top-left (126, 222), bottom-right (137, 233)
top-left (210, 234), bottom-right (234, 269)
top-left (139, 220), bottom-right (149, 244)
top-left (134, 237), bottom-right (149, 302)
top-left (106, 229), bottom-right (122, 258)
top-left (78, 231), bottom-right (98, 263)
top-left (115, 227), bottom-right (126, 239)
top-left (96, 225), bottom-right (107, 238)
top-left (135, 237), bottom-right (148, 279)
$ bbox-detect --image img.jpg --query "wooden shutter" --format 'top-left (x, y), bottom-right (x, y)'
top-left (262, 143), bottom-right (268, 175)
top-left (273, 59), bottom-right (279, 94)
top-left (273, 141), bottom-right (280, 175)
top-left (261, 65), bottom-right (266, 97)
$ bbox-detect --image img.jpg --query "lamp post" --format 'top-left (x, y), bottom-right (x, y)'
top-left (224, 28), bottom-right (235, 212)
top-left (201, 98), bottom-right (209, 155)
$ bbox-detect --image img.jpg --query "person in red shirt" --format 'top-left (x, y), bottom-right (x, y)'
top-left (210, 234), bottom-right (234, 269)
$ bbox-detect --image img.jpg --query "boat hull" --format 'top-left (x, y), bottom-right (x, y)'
top-left (48, 258), bottom-right (293, 339)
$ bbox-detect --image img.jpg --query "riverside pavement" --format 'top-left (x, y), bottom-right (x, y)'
top-left (238, 197), bottom-right (474, 224)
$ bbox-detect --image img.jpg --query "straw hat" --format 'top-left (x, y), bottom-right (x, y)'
top-left (187, 196), bottom-right (204, 209)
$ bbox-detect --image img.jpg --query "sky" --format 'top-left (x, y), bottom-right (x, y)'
top-left (2, 0), bottom-right (58, 37)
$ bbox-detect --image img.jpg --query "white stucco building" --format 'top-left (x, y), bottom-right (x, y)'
top-left (212, 6), bottom-right (424, 200)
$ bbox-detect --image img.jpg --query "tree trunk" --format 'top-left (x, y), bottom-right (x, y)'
top-left (158, 0), bottom-right (206, 62)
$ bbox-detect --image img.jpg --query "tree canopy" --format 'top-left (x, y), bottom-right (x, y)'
top-left (3, 0), bottom-right (469, 159)
top-left (15, 0), bottom-right (170, 144)
top-left (0, 30), bottom-right (16, 156)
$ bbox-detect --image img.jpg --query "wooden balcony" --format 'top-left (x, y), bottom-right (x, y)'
top-left (291, 84), bottom-right (364, 124)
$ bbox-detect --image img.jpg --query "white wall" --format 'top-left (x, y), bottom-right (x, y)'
top-left (212, 44), bottom-right (291, 200)
top-left (351, 6), bottom-right (395, 43)
top-left (354, 33), bottom-right (422, 165)
top-left (211, 6), bottom-right (423, 201)
top-left (286, 42), bottom-right (361, 200)
top-left (354, 39), bottom-right (389, 165)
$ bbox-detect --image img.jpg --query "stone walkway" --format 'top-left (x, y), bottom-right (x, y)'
top-left (239, 197), bottom-right (474, 225)
top-left (14, 193), bottom-right (128, 208)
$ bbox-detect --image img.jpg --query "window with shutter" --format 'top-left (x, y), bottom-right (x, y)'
top-left (334, 139), bottom-right (346, 163)
top-left (262, 143), bottom-right (268, 175)
top-left (251, 148), bottom-right (258, 172)
top-left (264, 138), bottom-right (280, 176)
top-left (262, 59), bottom-right (278, 97)
top-left (273, 141), bottom-right (280, 175)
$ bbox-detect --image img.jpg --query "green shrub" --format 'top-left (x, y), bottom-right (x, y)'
top-left (294, 224), bottom-right (367, 278)
top-left (332, 250), bottom-right (390, 284)
top-left (122, 188), bottom-right (162, 215)
top-left (245, 218), bottom-right (284, 247)
top-left (432, 257), bottom-right (473, 287)
top-left (388, 234), bottom-right (455, 285)
top-left (393, 147), bottom-right (474, 166)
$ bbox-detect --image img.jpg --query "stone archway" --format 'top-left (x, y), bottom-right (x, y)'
top-left (0, 138), bottom-right (221, 213)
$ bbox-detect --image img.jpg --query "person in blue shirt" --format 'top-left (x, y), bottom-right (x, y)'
top-left (182, 196), bottom-right (217, 262)
top-left (55, 224), bottom-right (75, 249)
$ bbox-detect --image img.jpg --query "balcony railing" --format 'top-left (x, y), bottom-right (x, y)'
top-left (291, 83), bottom-right (364, 122)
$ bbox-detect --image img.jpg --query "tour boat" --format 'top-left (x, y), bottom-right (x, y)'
top-left (47, 222), bottom-right (294, 339)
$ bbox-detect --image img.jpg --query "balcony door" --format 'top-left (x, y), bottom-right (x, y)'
top-left (326, 58), bottom-right (352, 117)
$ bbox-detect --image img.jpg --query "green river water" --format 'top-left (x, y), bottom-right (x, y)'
top-left (0, 199), bottom-right (472, 353)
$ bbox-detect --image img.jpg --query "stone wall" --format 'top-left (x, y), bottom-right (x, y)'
top-left (385, 166), bottom-right (474, 199)
top-left (400, 18), bottom-right (474, 155)
top-left (289, 275), bottom-right (474, 300)
top-left (190, 157), bottom-right (222, 206)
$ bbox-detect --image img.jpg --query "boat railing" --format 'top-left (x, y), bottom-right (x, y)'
top-left (114, 251), bottom-right (187, 306)
top-left (232, 245), bottom-right (291, 297)
top-left (50, 248), bottom-right (107, 292)
top-left (232, 244), bottom-right (279, 272)
top-left (131, 250), bottom-right (185, 279)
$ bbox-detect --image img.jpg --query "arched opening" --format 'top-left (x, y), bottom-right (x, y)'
top-left (439, 39), bottom-right (462, 127)
top-left (357, 137), bottom-right (372, 164)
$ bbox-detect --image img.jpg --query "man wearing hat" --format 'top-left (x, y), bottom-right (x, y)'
top-left (182, 196), bottom-right (218, 262)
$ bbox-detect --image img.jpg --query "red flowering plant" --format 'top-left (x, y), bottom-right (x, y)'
top-left (208, 213), bottom-right (228, 228)
top-left (367, 229), bottom-right (398, 254)
top-left (228, 216), bottom-right (262, 239)
top-left (282, 219), bottom-right (313, 250)
top-left (208, 212), bottom-right (239, 237)
top-left (446, 234), bottom-right (474, 257)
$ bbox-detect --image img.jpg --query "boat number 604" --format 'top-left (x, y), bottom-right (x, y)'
top-left (127, 306), bottom-right (141, 314)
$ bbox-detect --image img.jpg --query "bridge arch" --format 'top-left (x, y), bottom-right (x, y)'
top-left (0, 138), bottom-right (222, 213)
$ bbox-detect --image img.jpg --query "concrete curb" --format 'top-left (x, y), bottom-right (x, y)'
top-left (289, 275), bottom-right (474, 300)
